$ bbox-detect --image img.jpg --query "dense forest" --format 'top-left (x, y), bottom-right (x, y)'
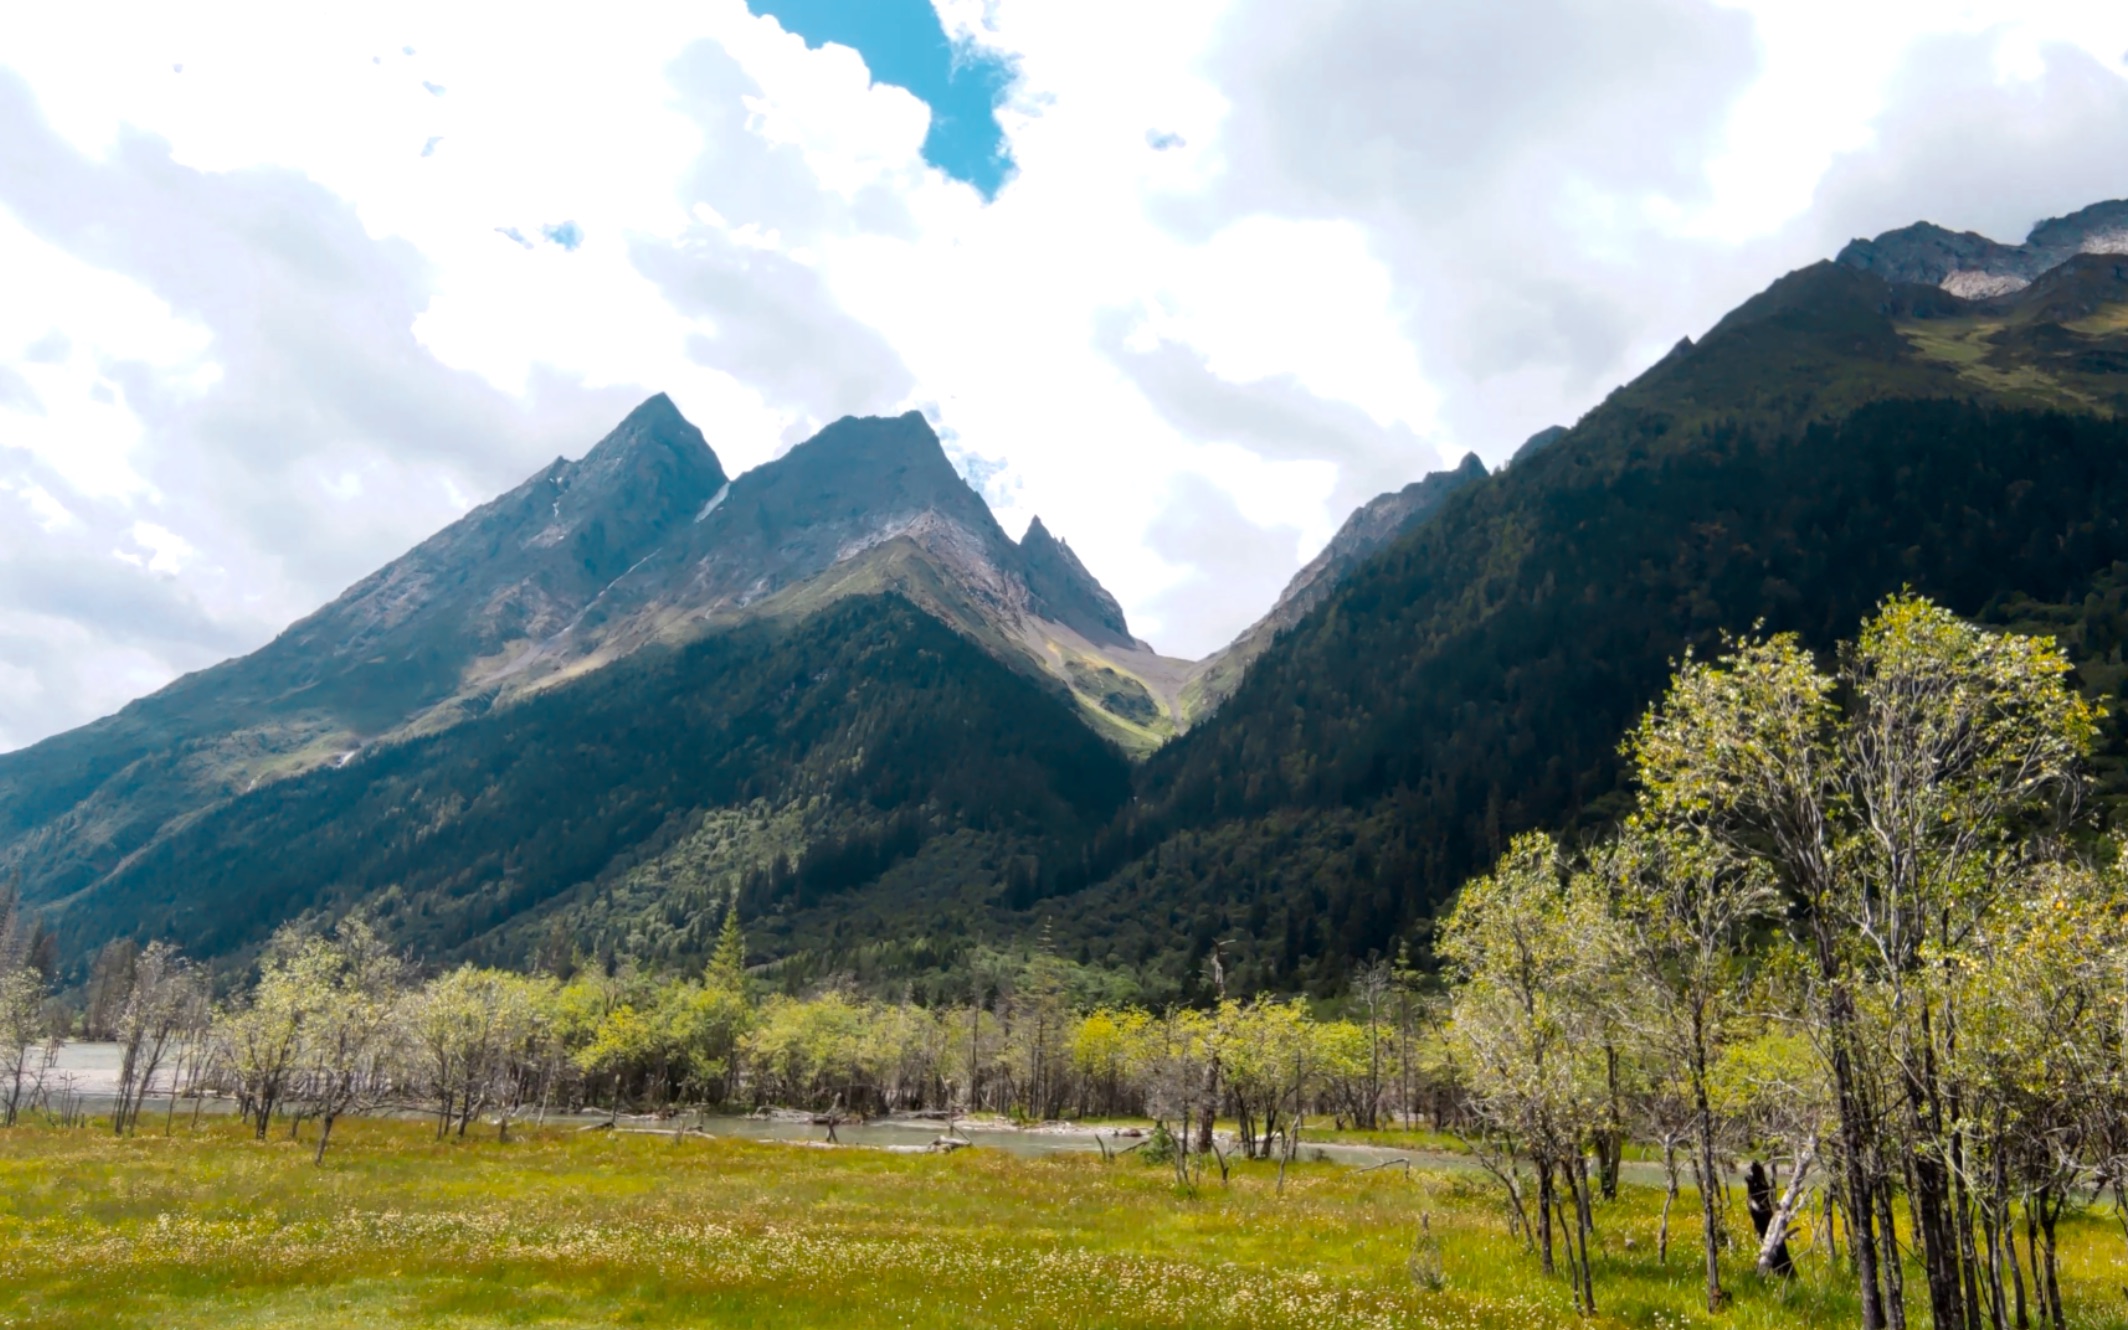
top-left (37, 397), bottom-right (2128, 997)
top-left (1049, 400), bottom-right (2128, 994)
top-left (45, 596), bottom-right (1131, 975)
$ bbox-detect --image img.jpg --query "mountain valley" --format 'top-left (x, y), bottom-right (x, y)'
top-left (9, 199), bottom-right (2128, 997)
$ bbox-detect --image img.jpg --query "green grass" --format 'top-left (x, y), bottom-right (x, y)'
top-left (2, 1119), bottom-right (2126, 1328)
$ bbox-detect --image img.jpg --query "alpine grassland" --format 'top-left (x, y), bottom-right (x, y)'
top-left (6, 1116), bottom-right (2126, 1330)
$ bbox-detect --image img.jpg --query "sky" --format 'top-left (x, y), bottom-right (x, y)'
top-left (1, 2), bottom-right (2126, 752)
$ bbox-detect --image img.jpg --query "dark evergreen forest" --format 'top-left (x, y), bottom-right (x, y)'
top-left (51, 596), bottom-right (1132, 970)
top-left (1045, 400), bottom-right (2128, 994)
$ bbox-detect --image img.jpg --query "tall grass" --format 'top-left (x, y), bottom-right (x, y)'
top-left (0, 1119), bottom-right (2123, 1328)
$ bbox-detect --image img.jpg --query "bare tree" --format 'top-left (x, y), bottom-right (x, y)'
top-left (0, 875), bottom-right (51, 1129)
top-left (111, 942), bottom-right (202, 1135)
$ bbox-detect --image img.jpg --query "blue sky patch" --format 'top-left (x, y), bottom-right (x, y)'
top-left (746, 0), bottom-right (1015, 199)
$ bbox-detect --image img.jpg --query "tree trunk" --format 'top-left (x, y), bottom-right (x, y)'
top-left (1196, 1054), bottom-right (1218, 1156)
top-left (1874, 1161), bottom-right (1910, 1330)
top-left (1560, 1152), bottom-right (1598, 1316)
top-left (1753, 1139), bottom-right (1814, 1278)
top-left (2034, 1191), bottom-right (2051, 1327)
top-left (1537, 1159), bottom-right (1558, 1277)
top-left (1658, 1142), bottom-right (1678, 1264)
top-left (1828, 984), bottom-right (1889, 1329)
top-left (1693, 1061), bottom-right (1726, 1312)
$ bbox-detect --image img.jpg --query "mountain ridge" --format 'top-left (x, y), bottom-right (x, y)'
top-left (1179, 452), bottom-right (1490, 718)
top-left (19, 195), bottom-right (2128, 992)
top-left (0, 401), bottom-right (1173, 932)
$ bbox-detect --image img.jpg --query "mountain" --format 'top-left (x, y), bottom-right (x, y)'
top-left (0, 402), bottom-right (1171, 973)
top-left (1180, 454), bottom-right (1489, 718)
top-left (1018, 517), bottom-right (1138, 649)
top-left (0, 394), bottom-right (728, 907)
top-left (525, 411), bottom-right (1192, 750)
top-left (1837, 200), bottom-right (2128, 298)
top-left (1026, 199), bottom-right (2128, 996)
top-left (1509, 425), bottom-right (1568, 465)
top-left (44, 594), bottom-right (1131, 975)
top-left (23, 197), bottom-right (2128, 995)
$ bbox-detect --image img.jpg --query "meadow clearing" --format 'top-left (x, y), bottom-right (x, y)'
top-left (3, 1117), bottom-right (2128, 1329)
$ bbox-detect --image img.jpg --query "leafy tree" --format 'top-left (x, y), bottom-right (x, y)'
top-left (1629, 595), bottom-right (2099, 1330)
top-left (1440, 832), bottom-right (1613, 1314)
top-left (1598, 822), bottom-right (1778, 1308)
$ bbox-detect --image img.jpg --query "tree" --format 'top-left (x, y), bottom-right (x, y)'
top-left (1599, 821), bottom-right (1778, 1309)
top-left (82, 938), bottom-right (139, 1041)
top-left (412, 967), bottom-right (521, 1139)
top-left (110, 942), bottom-right (204, 1136)
top-left (0, 874), bottom-right (52, 1128)
top-left (1629, 595), bottom-right (2100, 1330)
top-left (710, 904), bottom-right (748, 993)
top-left (217, 929), bottom-right (313, 1140)
top-left (289, 918), bottom-right (408, 1163)
top-left (1442, 832), bottom-right (1614, 1315)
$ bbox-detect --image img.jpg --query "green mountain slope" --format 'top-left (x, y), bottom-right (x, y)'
top-left (45, 594), bottom-right (1130, 972)
top-left (1037, 237), bottom-right (2128, 995)
top-left (0, 404), bottom-right (1176, 975)
top-left (1179, 453), bottom-right (1489, 720)
top-left (0, 395), bottom-right (728, 908)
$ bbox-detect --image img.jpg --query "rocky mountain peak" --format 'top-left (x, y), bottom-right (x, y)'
top-left (1019, 516), bottom-right (1136, 649)
top-left (1836, 199), bottom-right (2128, 298)
top-left (533, 394), bottom-right (729, 570)
top-left (1181, 451), bottom-right (1491, 718)
top-left (1271, 453), bottom-right (1488, 620)
top-left (566, 393), bottom-right (725, 499)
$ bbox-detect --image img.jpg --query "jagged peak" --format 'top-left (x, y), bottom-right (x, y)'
top-left (785, 411), bottom-right (952, 471)
top-left (1017, 514), bottom-right (1135, 648)
top-left (1836, 198), bottom-right (2128, 297)
top-left (571, 393), bottom-right (726, 491)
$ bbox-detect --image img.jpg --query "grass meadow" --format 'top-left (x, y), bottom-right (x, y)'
top-left (2, 1119), bottom-right (2126, 1328)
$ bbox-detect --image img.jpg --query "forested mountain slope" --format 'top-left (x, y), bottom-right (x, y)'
top-left (1043, 230), bottom-right (2128, 996)
top-left (19, 201), bottom-right (2128, 995)
top-left (43, 595), bottom-right (1131, 973)
top-left (1180, 453), bottom-right (1489, 719)
top-left (0, 404), bottom-right (1169, 974)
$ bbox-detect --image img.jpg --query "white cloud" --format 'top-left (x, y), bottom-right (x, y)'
top-left (0, 0), bottom-right (2123, 749)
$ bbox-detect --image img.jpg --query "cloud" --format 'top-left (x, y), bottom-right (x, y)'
top-left (1185, 0), bottom-right (1761, 455)
top-left (635, 227), bottom-right (916, 436)
top-left (0, 364), bottom-right (41, 415)
top-left (1140, 474), bottom-right (1304, 657)
top-left (1102, 324), bottom-right (1439, 512)
top-left (0, 67), bottom-right (645, 746)
top-left (1, 1), bottom-right (2126, 742)
top-left (1800, 36), bottom-right (2128, 253)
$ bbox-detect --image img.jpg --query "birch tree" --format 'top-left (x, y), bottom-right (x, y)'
top-left (1629, 595), bottom-right (2098, 1330)
top-left (1599, 822), bottom-right (1777, 1309)
top-left (1442, 831), bottom-right (1615, 1315)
